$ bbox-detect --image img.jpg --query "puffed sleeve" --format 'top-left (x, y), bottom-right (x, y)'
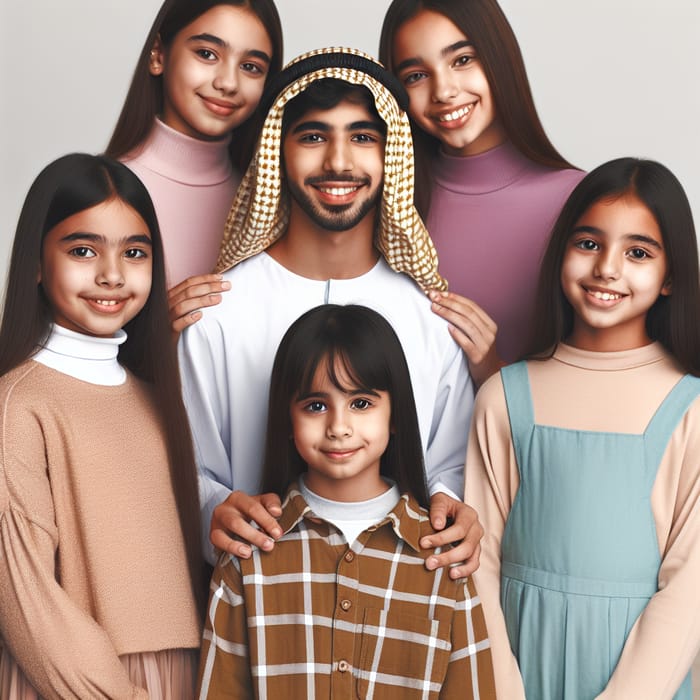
top-left (0, 380), bottom-right (147, 700)
top-left (464, 372), bottom-right (526, 700)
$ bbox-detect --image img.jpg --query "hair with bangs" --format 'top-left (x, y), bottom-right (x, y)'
top-left (379, 0), bottom-right (577, 217)
top-left (527, 157), bottom-right (700, 376)
top-left (106, 0), bottom-right (283, 173)
top-left (0, 153), bottom-right (207, 614)
top-left (261, 304), bottom-right (430, 506)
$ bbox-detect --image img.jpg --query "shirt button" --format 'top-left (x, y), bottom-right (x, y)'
top-left (340, 599), bottom-right (352, 611)
top-left (338, 660), bottom-right (350, 673)
top-left (344, 551), bottom-right (355, 562)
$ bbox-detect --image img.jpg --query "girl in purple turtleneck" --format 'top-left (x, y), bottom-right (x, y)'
top-left (381, 0), bottom-right (584, 385)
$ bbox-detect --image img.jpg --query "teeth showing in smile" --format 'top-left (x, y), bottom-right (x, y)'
top-left (438, 104), bottom-right (473, 122)
top-left (95, 299), bottom-right (120, 306)
top-left (590, 290), bottom-right (622, 301)
top-left (318, 186), bottom-right (359, 196)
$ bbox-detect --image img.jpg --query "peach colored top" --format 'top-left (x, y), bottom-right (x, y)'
top-left (0, 357), bottom-right (200, 698)
top-left (466, 343), bottom-right (700, 700)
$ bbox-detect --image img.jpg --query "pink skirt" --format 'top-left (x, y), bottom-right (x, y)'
top-left (0, 647), bottom-right (198, 699)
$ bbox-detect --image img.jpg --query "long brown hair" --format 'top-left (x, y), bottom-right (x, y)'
top-left (0, 154), bottom-right (208, 613)
top-left (106, 0), bottom-right (283, 173)
top-left (261, 305), bottom-right (430, 508)
top-left (379, 0), bottom-right (577, 218)
top-left (527, 158), bottom-right (700, 377)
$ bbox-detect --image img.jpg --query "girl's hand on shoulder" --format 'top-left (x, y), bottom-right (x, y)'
top-left (428, 290), bottom-right (503, 388)
top-left (211, 490), bottom-right (283, 558)
top-left (422, 492), bottom-right (484, 579)
top-left (168, 273), bottom-right (231, 335)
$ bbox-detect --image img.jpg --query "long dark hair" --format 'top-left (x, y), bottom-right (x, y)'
top-left (106, 0), bottom-right (283, 173)
top-left (261, 305), bottom-right (430, 507)
top-left (527, 157), bottom-right (700, 377)
top-left (379, 0), bottom-right (576, 217)
top-left (0, 153), bottom-right (207, 613)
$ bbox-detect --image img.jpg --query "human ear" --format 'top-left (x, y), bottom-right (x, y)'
top-left (149, 36), bottom-right (165, 76)
top-left (660, 278), bottom-right (672, 296)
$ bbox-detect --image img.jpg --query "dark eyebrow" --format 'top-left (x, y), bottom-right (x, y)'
top-left (296, 387), bottom-right (380, 401)
top-left (187, 33), bottom-right (271, 64)
top-left (395, 39), bottom-right (474, 73)
top-left (442, 39), bottom-right (474, 57)
top-left (572, 226), bottom-right (663, 249)
top-left (291, 120), bottom-right (385, 135)
top-left (60, 232), bottom-right (152, 246)
top-left (292, 120), bottom-right (331, 134)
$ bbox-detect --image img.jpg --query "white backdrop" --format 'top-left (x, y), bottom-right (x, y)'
top-left (1, 1), bottom-right (698, 295)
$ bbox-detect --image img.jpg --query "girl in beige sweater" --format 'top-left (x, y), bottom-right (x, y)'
top-left (0, 154), bottom-right (205, 699)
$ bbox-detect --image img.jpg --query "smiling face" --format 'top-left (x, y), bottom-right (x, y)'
top-left (282, 97), bottom-right (386, 233)
top-left (290, 358), bottom-right (392, 502)
top-left (151, 4), bottom-right (272, 140)
top-left (561, 193), bottom-right (671, 352)
top-left (392, 9), bottom-right (505, 156)
top-left (40, 198), bottom-right (153, 338)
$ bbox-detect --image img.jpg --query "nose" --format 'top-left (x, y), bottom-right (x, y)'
top-left (431, 69), bottom-right (458, 103)
top-left (213, 61), bottom-right (239, 95)
top-left (96, 254), bottom-right (125, 288)
top-left (593, 248), bottom-right (621, 281)
top-left (326, 409), bottom-right (352, 439)
top-left (323, 139), bottom-right (353, 174)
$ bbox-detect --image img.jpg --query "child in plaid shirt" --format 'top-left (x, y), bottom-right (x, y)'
top-left (198, 304), bottom-right (495, 698)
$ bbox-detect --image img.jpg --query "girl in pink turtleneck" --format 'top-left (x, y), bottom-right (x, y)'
top-left (107, 0), bottom-right (283, 334)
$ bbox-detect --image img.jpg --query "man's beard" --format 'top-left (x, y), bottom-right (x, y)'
top-left (287, 176), bottom-right (382, 232)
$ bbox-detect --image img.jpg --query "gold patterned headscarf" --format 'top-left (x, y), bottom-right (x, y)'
top-left (216, 47), bottom-right (446, 292)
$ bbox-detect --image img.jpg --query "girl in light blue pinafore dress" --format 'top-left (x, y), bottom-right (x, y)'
top-left (466, 158), bottom-right (700, 699)
top-left (500, 362), bottom-right (698, 699)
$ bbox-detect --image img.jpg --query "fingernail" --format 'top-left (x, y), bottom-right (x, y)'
top-left (210, 294), bottom-right (222, 302)
top-left (272, 527), bottom-right (282, 538)
top-left (261, 538), bottom-right (275, 551)
top-left (221, 281), bottom-right (231, 290)
top-left (428, 291), bottom-right (439, 301)
top-left (426, 556), bottom-right (438, 570)
top-left (238, 545), bottom-right (251, 558)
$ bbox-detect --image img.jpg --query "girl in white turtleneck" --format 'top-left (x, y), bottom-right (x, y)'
top-left (0, 154), bottom-right (205, 699)
top-left (106, 0), bottom-right (284, 334)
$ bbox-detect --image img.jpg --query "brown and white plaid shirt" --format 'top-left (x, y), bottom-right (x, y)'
top-left (198, 485), bottom-right (495, 699)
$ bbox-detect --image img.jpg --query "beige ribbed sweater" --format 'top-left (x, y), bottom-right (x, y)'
top-left (0, 361), bottom-right (200, 699)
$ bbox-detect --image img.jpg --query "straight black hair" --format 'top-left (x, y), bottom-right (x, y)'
top-left (379, 0), bottom-right (577, 218)
top-left (0, 153), bottom-right (207, 613)
top-left (106, 0), bottom-right (283, 173)
top-left (261, 305), bottom-right (430, 507)
top-left (281, 79), bottom-right (385, 142)
top-left (528, 157), bottom-right (700, 377)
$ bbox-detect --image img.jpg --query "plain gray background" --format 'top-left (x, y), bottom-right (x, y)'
top-left (1, 1), bottom-right (699, 295)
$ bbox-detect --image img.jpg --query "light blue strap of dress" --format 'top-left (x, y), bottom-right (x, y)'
top-left (643, 374), bottom-right (700, 485)
top-left (500, 362), bottom-right (535, 471)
